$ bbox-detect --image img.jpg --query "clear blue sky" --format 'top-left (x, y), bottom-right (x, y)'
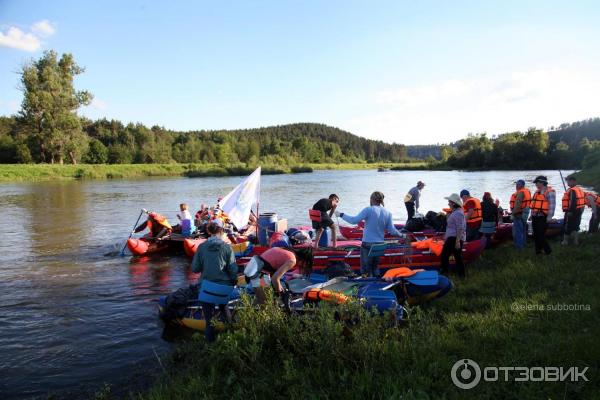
top-left (1, 0), bottom-right (599, 144)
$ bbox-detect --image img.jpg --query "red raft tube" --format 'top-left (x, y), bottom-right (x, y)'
top-left (183, 236), bottom-right (486, 272)
top-left (127, 235), bottom-right (187, 256)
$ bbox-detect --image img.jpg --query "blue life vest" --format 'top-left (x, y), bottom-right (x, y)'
top-left (198, 280), bottom-right (235, 305)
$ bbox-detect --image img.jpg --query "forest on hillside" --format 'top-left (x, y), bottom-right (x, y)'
top-left (0, 116), bottom-right (408, 165)
top-left (444, 118), bottom-right (600, 169)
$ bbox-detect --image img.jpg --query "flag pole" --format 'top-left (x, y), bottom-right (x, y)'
top-left (255, 166), bottom-right (261, 237)
top-left (255, 201), bottom-right (260, 237)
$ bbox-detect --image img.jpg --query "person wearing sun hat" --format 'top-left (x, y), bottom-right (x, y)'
top-left (530, 175), bottom-right (555, 255)
top-left (440, 193), bottom-right (466, 278)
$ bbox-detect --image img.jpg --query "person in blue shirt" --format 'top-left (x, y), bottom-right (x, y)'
top-left (335, 191), bottom-right (403, 277)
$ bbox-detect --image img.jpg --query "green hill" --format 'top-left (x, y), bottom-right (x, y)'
top-left (0, 117), bottom-right (408, 165)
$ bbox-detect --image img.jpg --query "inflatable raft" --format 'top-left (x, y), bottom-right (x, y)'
top-left (158, 268), bottom-right (452, 331)
top-left (127, 236), bottom-right (184, 256)
top-left (182, 236), bottom-right (486, 271)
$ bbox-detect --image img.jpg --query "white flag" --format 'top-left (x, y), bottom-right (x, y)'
top-left (218, 167), bottom-right (261, 229)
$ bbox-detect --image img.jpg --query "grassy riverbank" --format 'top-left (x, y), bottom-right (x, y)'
top-left (0, 162), bottom-right (428, 182)
top-left (140, 235), bottom-right (599, 400)
top-left (575, 163), bottom-right (600, 190)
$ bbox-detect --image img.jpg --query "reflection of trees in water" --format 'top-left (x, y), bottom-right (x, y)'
top-left (22, 182), bottom-right (88, 255)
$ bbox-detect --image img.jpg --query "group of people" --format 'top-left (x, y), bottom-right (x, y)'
top-left (134, 200), bottom-right (258, 244)
top-left (478, 174), bottom-right (597, 255)
top-left (308, 175), bottom-right (598, 279)
top-left (402, 174), bottom-right (599, 259)
top-left (158, 175), bottom-right (598, 343)
top-left (191, 217), bottom-right (313, 342)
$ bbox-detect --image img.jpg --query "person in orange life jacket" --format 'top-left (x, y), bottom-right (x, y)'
top-left (312, 194), bottom-right (340, 249)
top-left (530, 175), bottom-right (555, 255)
top-left (584, 191), bottom-right (599, 233)
top-left (460, 190), bottom-right (482, 242)
top-left (440, 193), bottom-right (466, 278)
top-left (192, 219), bottom-right (237, 343)
top-left (243, 247), bottom-right (314, 305)
top-left (562, 175), bottom-right (585, 246)
top-left (133, 211), bottom-right (172, 239)
top-left (510, 179), bottom-right (531, 250)
top-left (479, 192), bottom-right (498, 249)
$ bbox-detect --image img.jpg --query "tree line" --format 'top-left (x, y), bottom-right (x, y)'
top-left (444, 119), bottom-right (600, 169)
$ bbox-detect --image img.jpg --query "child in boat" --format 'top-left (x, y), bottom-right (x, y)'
top-left (177, 203), bottom-right (193, 236)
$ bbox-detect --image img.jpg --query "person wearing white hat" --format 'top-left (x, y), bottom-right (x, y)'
top-left (440, 193), bottom-right (466, 278)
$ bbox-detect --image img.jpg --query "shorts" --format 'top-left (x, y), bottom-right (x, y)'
top-left (243, 256), bottom-right (275, 288)
top-left (312, 212), bottom-right (334, 230)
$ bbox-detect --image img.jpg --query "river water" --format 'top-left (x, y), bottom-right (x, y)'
top-left (0, 169), bottom-right (591, 398)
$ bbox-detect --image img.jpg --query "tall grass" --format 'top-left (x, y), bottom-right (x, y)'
top-left (141, 235), bottom-right (600, 400)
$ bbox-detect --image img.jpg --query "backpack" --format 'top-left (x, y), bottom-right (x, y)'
top-left (405, 217), bottom-right (425, 232)
top-left (160, 284), bottom-right (199, 320)
top-left (323, 261), bottom-right (355, 279)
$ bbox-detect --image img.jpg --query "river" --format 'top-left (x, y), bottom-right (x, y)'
top-left (0, 169), bottom-right (591, 398)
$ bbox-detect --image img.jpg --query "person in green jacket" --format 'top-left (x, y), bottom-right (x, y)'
top-left (192, 219), bottom-right (238, 342)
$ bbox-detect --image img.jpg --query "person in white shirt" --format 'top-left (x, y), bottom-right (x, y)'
top-left (177, 203), bottom-right (193, 236)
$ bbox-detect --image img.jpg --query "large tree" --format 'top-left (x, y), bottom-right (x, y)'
top-left (19, 50), bottom-right (92, 164)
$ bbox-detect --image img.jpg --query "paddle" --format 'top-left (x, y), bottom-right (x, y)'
top-left (120, 208), bottom-right (147, 256)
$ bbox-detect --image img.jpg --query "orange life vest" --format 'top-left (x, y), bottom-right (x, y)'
top-left (561, 186), bottom-right (585, 212)
top-left (463, 198), bottom-right (482, 223)
top-left (303, 288), bottom-right (349, 304)
top-left (530, 186), bottom-right (554, 215)
top-left (147, 212), bottom-right (172, 232)
top-left (509, 188), bottom-right (532, 210)
top-left (584, 192), bottom-right (600, 208)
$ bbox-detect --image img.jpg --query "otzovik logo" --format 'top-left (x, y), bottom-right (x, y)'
top-left (451, 359), bottom-right (481, 389)
top-left (451, 359), bottom-right (589, 389)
